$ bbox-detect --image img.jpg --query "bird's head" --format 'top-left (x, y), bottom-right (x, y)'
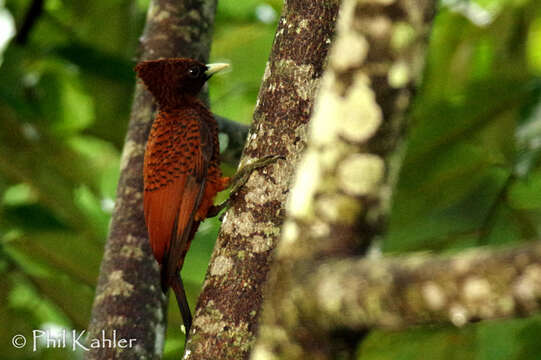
top-left (135, 58), bottom-right (229, 108)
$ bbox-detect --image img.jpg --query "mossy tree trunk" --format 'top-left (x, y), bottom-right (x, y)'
top-left (184, 1), bottom-right (341, 359)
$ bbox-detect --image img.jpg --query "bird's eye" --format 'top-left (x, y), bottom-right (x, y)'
top-left (188, 66), bottom-right (201, 78)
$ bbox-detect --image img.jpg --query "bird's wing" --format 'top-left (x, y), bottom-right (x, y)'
top-left (143, 109), bottom-right (214, 292)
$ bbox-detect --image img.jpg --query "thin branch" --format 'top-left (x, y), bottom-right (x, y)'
top-left (15, 0), bottom-right (44, 45)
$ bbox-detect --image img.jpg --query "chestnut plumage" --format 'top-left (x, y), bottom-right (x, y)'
top-left (135, 58), bottom-right (230, 336)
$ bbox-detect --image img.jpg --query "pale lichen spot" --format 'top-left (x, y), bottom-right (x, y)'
top-left (332, 32), bottom-right (369, 71)
top-left (296, 75), bottom-right (318, 101)
top-left (280, 220), bottom-right (299, 249)
top-left (275, 60), bottom-right (317, 101)
top-left (391, 22), bottom-right (416, 51)
top-left (360, 0), bottom-right (395, 4)
top-left (311, 72), bottom-right (382, 146)
top-left (196, 315), bottom-right (228, 335)
top-left (315, 194), bottom-right (362, 224)
top-left (151, 319), bottom-right (164, 356)
top-left (340, 73), bottom-right (382, 143)
top-left (309, 82), bottom-right (340, 145)
top-left (251, 345), bottom-right (276, 360)
top-left (245, 172), bottom-right (272, 207)
top-left (262, 61), bottom-right (272, 82)
top-left (154, 10), bottom-right (170, 22)
top-left (135, 99), bottom-right (153, 123)
top-left (120, 245), bottom-right (144, 260)
top-left (286, 150), bottom-right (320, 219)
top-left (337, 153), bottom-right (384, 196)
top-left (496, 295), bottom-right (515, 315)
top-left (152, 33), bottom-right (168, 41)
top-left (95, 270), bottom-right (134, 304)
top-left (107, 315), bottom-right (127, 327)
top-left (298, 19), bottom-right (309, 31)
top-left (449, 304), bottom-right (469, 327)
top-left (221, 208), bottom-right (280, 239)
top-left (210, 255), bottom-right (234, 276)
top-left (463, 277), bottom-right (491, 302)
top-left (318, 273), bottom-right (344, 314)
top-left (147, 1), bottom-right (158, 19)
top-left (252, 235), bottom-right (273, 253)
top-left (244, 162), bottom-right (289, 208)
top-left (362, 15), bottom-right (392, 40)
top-left (125, 234), bottom-right (137, 243)
top-left (513, 264), bottom-right (541, 302)
top-left (388, 61), bottom-right (410, 88)
top-left (119, 140), bottom-right (142, 172)
top-left (422, 282), bottom-right (446, 311)
top-left (452, 256), bottom-right (472, 275)
top-left (310, 219), bottom-right (330, 239)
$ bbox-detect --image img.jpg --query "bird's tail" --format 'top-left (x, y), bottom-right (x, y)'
top-left (171, 276), bottom-right (192, 335)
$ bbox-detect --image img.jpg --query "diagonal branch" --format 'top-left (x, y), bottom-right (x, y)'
top-left (15, 0), bottom-right (44, 45)
top-left (184, 1), bottom-right (341, 359)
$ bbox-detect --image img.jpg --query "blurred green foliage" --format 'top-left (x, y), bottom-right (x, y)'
top-left (0, 0), bottom-right (539, 359)
top-left (361, 0), bottom-right (541, 359)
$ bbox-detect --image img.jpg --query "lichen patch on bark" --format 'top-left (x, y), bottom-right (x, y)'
top-left (95, 271), bottom-right (134, 304)
top-left (187, 1), bottom-right (340, 359)
top-left (210, 256), bottom-right (234, 276)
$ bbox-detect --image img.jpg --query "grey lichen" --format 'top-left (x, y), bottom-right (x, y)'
top-left (210, 256), bottom-right (234, 276)
top-left (95, 271), bottom-right (134, 304)
top-left (337, 153), bottom-right (384, 196)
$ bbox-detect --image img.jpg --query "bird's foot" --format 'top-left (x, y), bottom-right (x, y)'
top-left (207, 154), bottom-right (284, 219)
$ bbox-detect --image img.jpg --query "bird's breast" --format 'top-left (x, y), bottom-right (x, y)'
top-left (143, 109), bottom-right (221, 192)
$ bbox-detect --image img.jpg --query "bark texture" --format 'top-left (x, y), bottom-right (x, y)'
top-left (85, 1), bottom-right (216, 359)
top-left (252, 0), bottom-right (436, 358)
top-left (184, 1), bottom-right (341, 359)
top-left (266, 240), bottom-right (541, 330)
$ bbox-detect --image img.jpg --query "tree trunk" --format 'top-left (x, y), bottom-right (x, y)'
top-left (184, 1), bottom-right (341, 359)
top-left (85, 1), bottom-right (217, 358)
top-left (252, 0), bottom-right (436, 358)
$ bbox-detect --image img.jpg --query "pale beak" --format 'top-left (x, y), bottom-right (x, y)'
top-left (205, 63), bottom-right (230, 78)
